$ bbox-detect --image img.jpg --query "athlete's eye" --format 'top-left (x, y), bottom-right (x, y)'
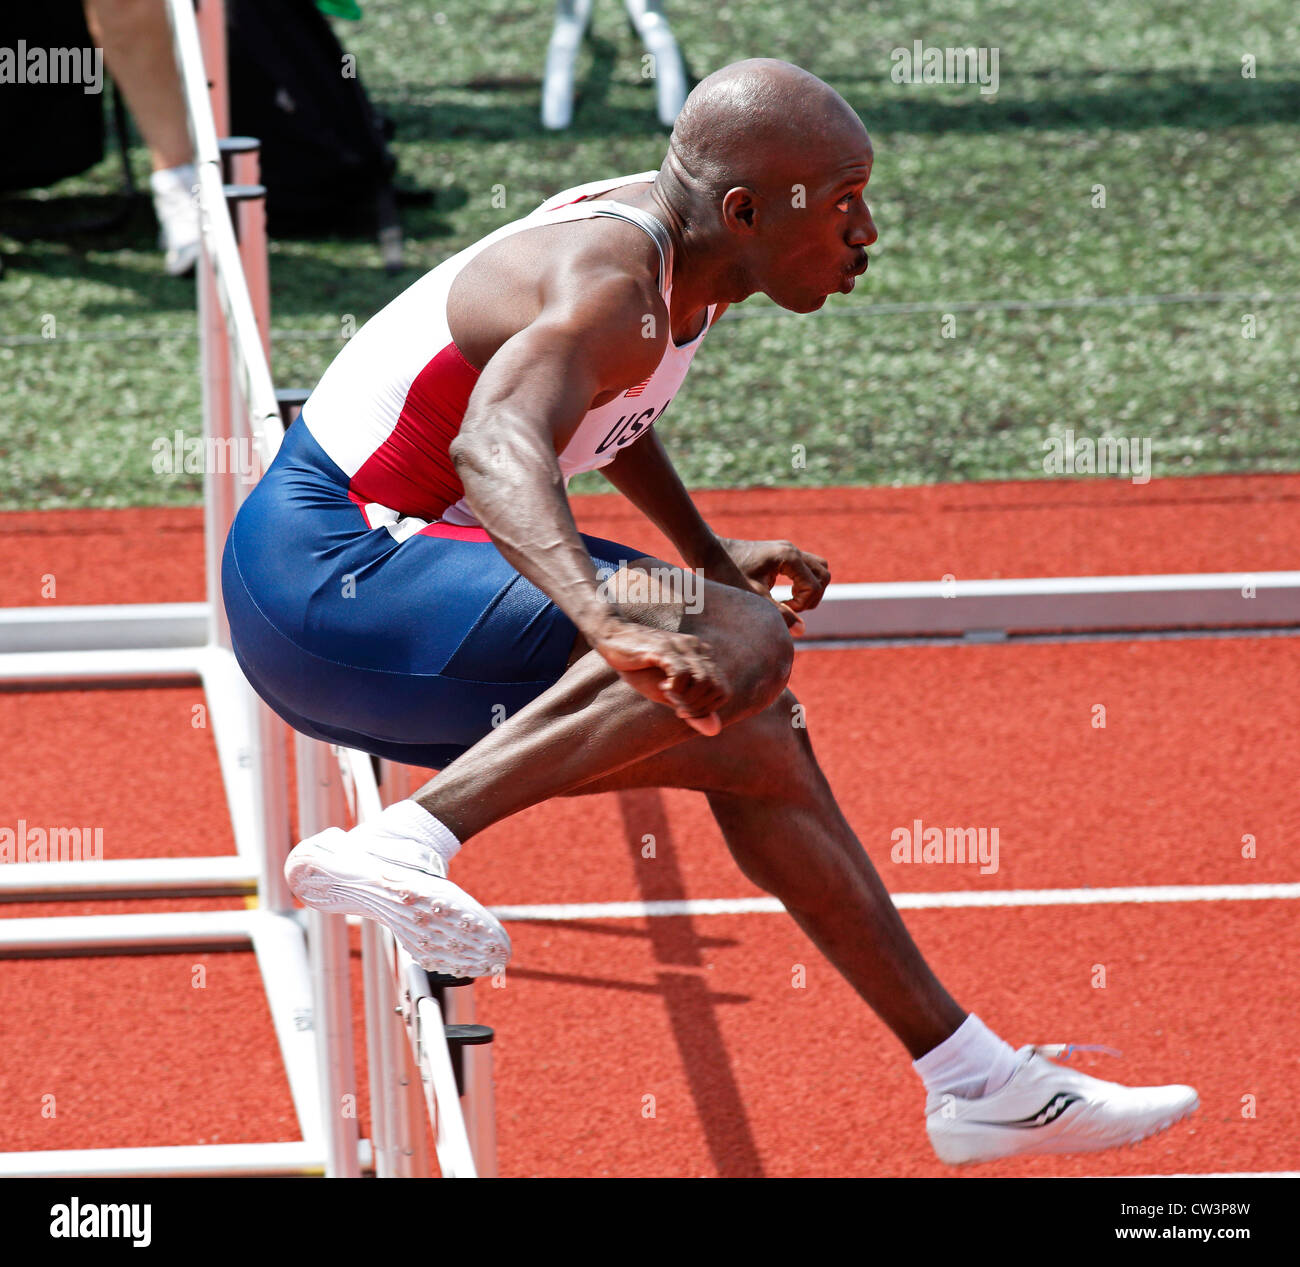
top-left (836, 193), bottom-right (857, 213)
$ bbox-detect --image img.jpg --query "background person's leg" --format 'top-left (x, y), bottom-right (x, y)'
top-left (83, 0), bottom-right (192, 171)
top-left (83, 0), bottom-right (199, 273)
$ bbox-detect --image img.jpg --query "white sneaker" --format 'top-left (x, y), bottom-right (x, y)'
top-left (926, 1044), bottom-right (1198, 1165)
top-left (285, 824), bottom-right (511, 978)
top-left (150, 163), bottom-right (201, 277)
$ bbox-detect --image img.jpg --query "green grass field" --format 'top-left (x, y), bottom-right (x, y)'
top-left (2, 0), bottom-right (1297, 509)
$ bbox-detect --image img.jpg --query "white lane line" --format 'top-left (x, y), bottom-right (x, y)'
top-left (489, 882), bottom-right (1300, 922)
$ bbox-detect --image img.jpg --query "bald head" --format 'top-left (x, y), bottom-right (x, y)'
top-left (646, 58), bottom-right (877, 315)
top-left (664, 59), bottom-right (868, 204)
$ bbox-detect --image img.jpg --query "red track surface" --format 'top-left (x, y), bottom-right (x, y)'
top-left (1, 475), bottom-right (1296, 1176)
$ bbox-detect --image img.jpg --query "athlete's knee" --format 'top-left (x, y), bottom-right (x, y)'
top-left (711, 588), bottom-right (794, 719)
top-left (608, 562), bottom-right (793, 716)
top-left (686, 579), bottom-right (785, 706)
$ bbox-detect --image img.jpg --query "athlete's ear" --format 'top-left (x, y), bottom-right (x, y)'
top-left (721, 186), bottom-right (758, 230)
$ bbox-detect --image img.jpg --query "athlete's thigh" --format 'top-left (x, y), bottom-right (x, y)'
top-left (555, 686), bottom-right (803, 798)
top-left (229, 468), bottom-right (646, 751)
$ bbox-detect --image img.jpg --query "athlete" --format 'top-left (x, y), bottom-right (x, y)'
top-left (222, 59), bottom-right (1198, 1166)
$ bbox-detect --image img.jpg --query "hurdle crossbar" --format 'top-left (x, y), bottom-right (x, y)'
top-left (773, 571), bottom-right (1300, 640)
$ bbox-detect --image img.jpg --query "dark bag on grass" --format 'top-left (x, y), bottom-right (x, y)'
top-left (0, 4), bottom-right (135, 253)
top-left (0, 4), bottom-right (104, 193)
top-left (225, 0), bottom-right (399, 237)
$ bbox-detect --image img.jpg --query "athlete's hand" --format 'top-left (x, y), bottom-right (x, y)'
top-left (591, 619), bottom-right (726, 736)
top-left (710, 538), bottom-right (831, 636)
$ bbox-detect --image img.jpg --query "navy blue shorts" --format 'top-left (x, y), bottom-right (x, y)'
top-left (221, 417), bottom-right (642, 769)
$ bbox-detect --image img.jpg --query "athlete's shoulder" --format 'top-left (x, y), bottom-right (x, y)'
top-left (532, 229), bottom-right (668, 358)
top-left (532, 179), bottom-right (665, 304)
top-left (528, 263), bottom-right (667, 393)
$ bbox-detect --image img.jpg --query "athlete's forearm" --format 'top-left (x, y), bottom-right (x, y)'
top-left (450, 417), bottom-right (619, 639)
top-left (601, 431), bottom-right (749, 588)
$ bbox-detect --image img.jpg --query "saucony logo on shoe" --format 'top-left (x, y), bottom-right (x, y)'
top-left (974, 1091), bottom-right (1082, 1129)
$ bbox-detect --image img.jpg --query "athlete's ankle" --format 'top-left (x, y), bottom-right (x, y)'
top-left (912, 1013), bottom-right (1020, 1100)
top-left (372, 799), bottom-right (462, 867)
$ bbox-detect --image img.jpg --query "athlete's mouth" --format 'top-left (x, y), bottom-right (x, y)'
top-left (838, 257), bottom-right (868, 293)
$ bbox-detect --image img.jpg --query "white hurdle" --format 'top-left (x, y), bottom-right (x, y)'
top-left (0, 0), bottom-right (333, 1178)
top-left (0, 0), bottom-right (493, 1179)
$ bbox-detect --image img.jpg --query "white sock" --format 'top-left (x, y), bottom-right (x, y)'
top-left (912, 1014), bottom-right (1021, 1100)
top-left (369, 799), bottom-right (462, 868)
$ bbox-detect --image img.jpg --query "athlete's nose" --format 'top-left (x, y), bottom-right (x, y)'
top-left (852, 205), bottom-right (879, 249)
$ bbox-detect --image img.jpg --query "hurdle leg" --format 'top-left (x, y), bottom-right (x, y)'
top-left (377, 761), bottom-right (499, 1177)
top-left (297, 735), bottom-right (362, 1177)
top-left (443, 979), bottom-right (498, 1178)
top-left (361, 920), bottom-right (402, 1176)
top-left (198, 224), bottom-right (233, 652)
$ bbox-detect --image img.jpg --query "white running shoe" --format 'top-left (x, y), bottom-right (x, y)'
top-left (284, 824), bottom-right (511, 979)
top-left (926, 1044), bottom-right (1198, 1165)
top-left (150, 163), bottom-right (201, 277)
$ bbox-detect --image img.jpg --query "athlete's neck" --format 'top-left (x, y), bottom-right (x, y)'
top-left (631, 177), bottom-right (745, 339)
